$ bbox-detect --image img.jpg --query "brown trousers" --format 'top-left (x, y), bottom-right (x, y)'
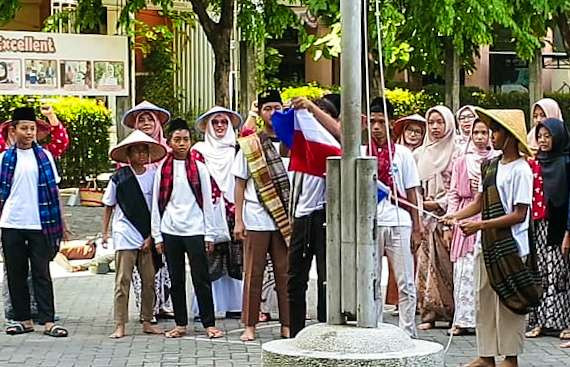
top-left (475, 250), bottom-right (525, 356)
top-left (114, 249), bottom-right (155, 324)
top-left (242, 230), bottom-right (289, 327)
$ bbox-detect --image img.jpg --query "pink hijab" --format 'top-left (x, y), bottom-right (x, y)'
top-left (528, 98), bottom-right (563, 153)
top-left (135, 111), bottom-right (168, 149)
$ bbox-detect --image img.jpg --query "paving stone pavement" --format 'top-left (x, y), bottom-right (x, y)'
top-left (0, 207), bottom-right (569, 366)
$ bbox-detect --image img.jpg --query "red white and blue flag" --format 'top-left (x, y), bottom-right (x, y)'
top-left (272, 108), bottom-right (342, 177)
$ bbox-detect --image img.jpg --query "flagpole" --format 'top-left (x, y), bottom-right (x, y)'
top-left (339, 0), bottom-right (363, 321)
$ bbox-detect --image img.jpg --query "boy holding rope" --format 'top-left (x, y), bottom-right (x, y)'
top-left (444, 109), bottom-right (540, 367)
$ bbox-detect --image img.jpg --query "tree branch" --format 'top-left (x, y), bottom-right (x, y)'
top-left (188, 0), bottom-right (216, 36)
top-left (554, 12), bottom-right (570, 59)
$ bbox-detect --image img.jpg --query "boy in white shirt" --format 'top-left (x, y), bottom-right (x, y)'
top-left (102, 130), bottom-right (167, 339)
top-left (0, 107), bottom-right (66, 337)
top-left (445, 109), bottom-right (538, 367)
top-left (151, 118), bottom-right (223, 339)
top-left (368, 101), bottom-right (422, 338)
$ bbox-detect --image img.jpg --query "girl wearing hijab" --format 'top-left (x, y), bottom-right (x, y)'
top-left (191, 107), bottom-right (243, 319)
top-left (527, 98), bottom-right (563, 153)
top-left (121, 101), bottom-right (174, 323)
top-left (447, 117), bottom-right (498, 336)
top-left (525, 118), bottom-right (570, 346)
top-left (413, 105), bottom-right (459, 330)
top-left (455, 105), bottom-right (478, 150)
top-left (393, 114), bottom-right (426, 151)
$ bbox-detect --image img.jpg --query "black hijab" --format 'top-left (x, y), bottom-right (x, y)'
top-left (536, 118), bottom-right (570, 206)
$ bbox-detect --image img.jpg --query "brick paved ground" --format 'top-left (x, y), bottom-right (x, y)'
top-left (0, 207), bottom-right (569, 366)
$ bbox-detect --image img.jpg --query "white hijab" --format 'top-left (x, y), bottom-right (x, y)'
top-left (192, 114), bottom-right (237, 203)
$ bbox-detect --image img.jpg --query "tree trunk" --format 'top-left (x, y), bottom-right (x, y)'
top-left (213, 36), bottom-right (232, 107)
top-left (239, 41), bottom-right (257, 116)
top-left (528, 48), bottom-right (543, 117)
top-left (444, 41), bottom-right (460, 113)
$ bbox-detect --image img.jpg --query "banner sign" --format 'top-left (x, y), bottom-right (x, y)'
top-left (0, 31), bottom-right (129, 96)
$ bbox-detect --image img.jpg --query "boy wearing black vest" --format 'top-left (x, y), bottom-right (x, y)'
top-left (151, 118), bottom-right (223, 339)
top-left (102, 130), bottom-right (166, 338)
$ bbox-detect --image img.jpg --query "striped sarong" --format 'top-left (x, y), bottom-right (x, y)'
top-left (481, 157), bottom-right (542, 314)
top-left (239, 133), bottom-right (291, 244)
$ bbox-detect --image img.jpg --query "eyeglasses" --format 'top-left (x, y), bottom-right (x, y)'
top-left (405, 127), bottom-right (423, 135)
top-left (458, 114), bottom-right (476, 121)
top-left (211, 119), bottom-right (229, 126)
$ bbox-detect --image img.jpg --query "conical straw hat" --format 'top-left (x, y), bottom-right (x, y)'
top-left (196, 106), bottom-right (242, 132)
top-left (110, 130), bottom-right (167, 164)
top-left (122, 101), bottom-right (170, 128)
top-left (474, 108), bottom-right (530, 155)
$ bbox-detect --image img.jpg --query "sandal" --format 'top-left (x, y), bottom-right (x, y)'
top-left (525, 326), bottom-right (542, 338)
top-left (43, 325), bottom-right (68, 338)
top-left (561, 340), bottom-right (570, 348)
top-left (165, 327), bottom-right (186, 338)
top-left (205, 327), bottom-right (224, 339)
top-left (418, 322), bottom-right (435, 330)
top-left (240, 331), bottom-right (255, 341)
top-left (560, 329), bottom-right (570, 340)
top-left (5, 322), bottom-right (34, 335)
top-left (448, 326), bottom-right (476, 336)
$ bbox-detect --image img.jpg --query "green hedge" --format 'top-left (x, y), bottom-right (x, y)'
top-left (284, 83), bottom-right (570, 126)
top-left (0, 96), bottom-right (112, 187)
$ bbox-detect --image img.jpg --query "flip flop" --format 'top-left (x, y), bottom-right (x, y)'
top-left (525, 326), bottom-right (542, 338)
top-left (418, 322), bottom-right (435, 330)
top-left (165, 328), bottom-right (186, 338)
top-left (43, 325), bottom-right (68, 338)
top-left (5, 323), bottom-right (34, 335)
top-left (240, 333), bottom-right (255, 341)
top-left (560, 329), bottom-right (570, 340)
top-left (206, 328), bottom-right (224, 339)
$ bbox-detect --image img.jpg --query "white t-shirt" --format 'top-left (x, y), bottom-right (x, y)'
top-left (232, 142), bottom-right (287, 231)
top-left (151, 159), bottom-right (215, 244)
top-left (294, 173), bottom-right (326, 218)
top-left (376, 145), bottom-right (420, 227)
top-left (478, 158), bottom-right (532, 256)
top-left (0, 148), bottom-right (60, 230)
top-left (102, 168), bottom-right (155, 251)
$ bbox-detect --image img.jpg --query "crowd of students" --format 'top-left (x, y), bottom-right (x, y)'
top-left (1, 91), bottom-right (569, 367)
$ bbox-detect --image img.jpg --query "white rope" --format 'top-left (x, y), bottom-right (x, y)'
top-left (363, 2), bottom-right (372, 155)
top-left (373, 0), bottom-right (398, 208)
top-left (370, 3), bottom-right (457, 364)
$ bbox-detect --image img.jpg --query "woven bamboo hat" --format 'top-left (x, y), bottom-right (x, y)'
top-left (474, 107), bottom-right (530, 155)
top-left (122, 101), bottom-right (170, 128)
top-left (110, 130), bottom-right (167, 164)
top-left (393, 114), bottom-right (426, 139)
top-left (196, 106), bottom-right (242, 132)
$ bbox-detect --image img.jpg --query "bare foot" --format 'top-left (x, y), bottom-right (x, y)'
top-left (463, 357), bottom-right (495, 367)
top-left (206, 326), bottom-right (224, 338)
top-left (142, 321), bottom-right (163, 335)
top-left (280, 325), bottom-right (290, 338)
top-left (165, 326), bottom-right (187, 338)
top-left (109, 324), bottom-right (126, 339)
top-left (499, 356), bottom-right (517, 367)
top-left (240, 326), bottom-right (256, 341)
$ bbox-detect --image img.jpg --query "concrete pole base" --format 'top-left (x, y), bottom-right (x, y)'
top-left (262, 323), bottom-right (444, 366)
